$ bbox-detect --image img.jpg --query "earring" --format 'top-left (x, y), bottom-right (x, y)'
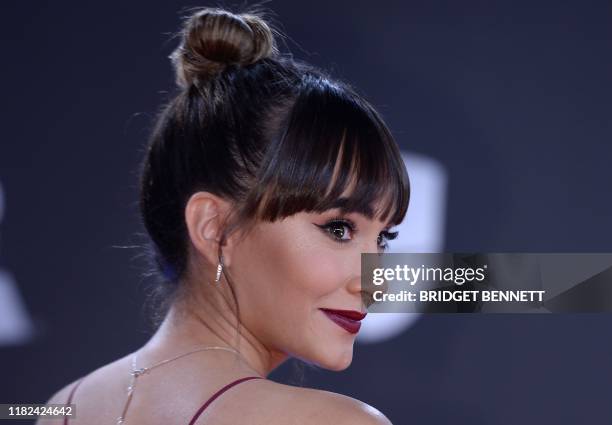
top-left (214, 255), bottom-right (224, 284)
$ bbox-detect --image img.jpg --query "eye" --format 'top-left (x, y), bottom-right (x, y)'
top-left (317, 218), bottom-right (356, 244)
top-left (377, 230), bottom-right (399, 252)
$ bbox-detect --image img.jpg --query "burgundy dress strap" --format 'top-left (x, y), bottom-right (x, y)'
top-left (187, 376), bottom-right (264, 425)
top-left (63, 377), bottom-right (85, 425)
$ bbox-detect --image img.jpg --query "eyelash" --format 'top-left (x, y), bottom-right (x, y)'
top-left (317, 216), bottom-right (399, 252)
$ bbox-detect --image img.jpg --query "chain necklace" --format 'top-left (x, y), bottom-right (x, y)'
top-left (116, 345), bottom-right (247, 425)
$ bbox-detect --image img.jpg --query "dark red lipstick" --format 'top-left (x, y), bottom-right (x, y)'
top-left (320, 308), bottom-right (367, 334)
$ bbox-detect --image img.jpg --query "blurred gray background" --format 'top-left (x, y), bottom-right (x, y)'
top-left (1, 1), bottom-right (611, 424)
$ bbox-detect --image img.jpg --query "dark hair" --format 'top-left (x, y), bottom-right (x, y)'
top-left (139, 6), bottom-right (410, 329)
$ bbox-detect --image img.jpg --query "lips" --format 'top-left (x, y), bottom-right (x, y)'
top-left (320, 308), bottom-right (367, 334)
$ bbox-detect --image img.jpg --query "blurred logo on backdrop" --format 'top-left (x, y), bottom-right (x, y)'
top-left (357, 151), bottom-right (448, 344)
top-left (0, 180), bottom-right (35, 346)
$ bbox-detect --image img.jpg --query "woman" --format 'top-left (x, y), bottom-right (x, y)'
top-left (39, 6), bottom-right (409, 425)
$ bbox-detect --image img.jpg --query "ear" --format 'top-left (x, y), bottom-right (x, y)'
top-left (184, 191), bottom-right (232, 267)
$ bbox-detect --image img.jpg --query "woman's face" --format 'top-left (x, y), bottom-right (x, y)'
top-left (227, 206), bottom-right (394, 371)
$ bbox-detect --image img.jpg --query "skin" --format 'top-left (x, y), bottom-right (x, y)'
top-left (176, 191), bottom-right (393, 376)
top-left (38, 191), bottom-right (395, 425)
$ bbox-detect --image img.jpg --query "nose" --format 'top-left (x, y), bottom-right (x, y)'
top-left (353, 235), bottom-right (391, 309)
top-left (347, 241), bottom-right (384, 310)
top-left (347, 275), bottom-right (376, 309)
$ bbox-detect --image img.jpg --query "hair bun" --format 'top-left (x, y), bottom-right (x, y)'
top-left (170, 8), bottom-right (278, 88)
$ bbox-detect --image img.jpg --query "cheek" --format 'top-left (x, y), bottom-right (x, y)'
top-left (280, 237), bottom-right (344, 297)
top-left (229, 221), bottom-right (347, 337)
top-left (241, 221), bottom-right (343, 302)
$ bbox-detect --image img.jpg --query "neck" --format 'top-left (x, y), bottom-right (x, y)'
top-left (142, 291), bottom-right (289, 378)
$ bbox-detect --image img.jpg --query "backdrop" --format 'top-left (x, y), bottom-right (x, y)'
top-left (1, 1), bottom-right (611, 424)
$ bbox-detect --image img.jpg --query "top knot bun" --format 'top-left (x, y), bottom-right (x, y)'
top-left (170, 8), bottom-right (278, 88)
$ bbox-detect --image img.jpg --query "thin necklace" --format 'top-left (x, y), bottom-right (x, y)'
top-left (116, 345), bottom-right (248, 425)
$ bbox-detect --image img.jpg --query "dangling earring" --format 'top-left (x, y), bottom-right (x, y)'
top-left (214, 255), bottom-right (224, 284)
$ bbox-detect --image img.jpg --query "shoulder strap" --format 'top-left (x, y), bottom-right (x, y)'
top-left (63, 377), bottom-right (85, 425)
top-left (188, 376), bottom-right (263, 425)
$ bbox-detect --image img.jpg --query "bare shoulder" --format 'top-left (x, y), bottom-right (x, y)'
top-left (238, 380), bottom-right (393, 425)
top-left (299, 386), bottom-right (393, 425)
top-left (34, 354), bottom-right (131, 425)
top-left (34, 377), bottom-right (82, 425)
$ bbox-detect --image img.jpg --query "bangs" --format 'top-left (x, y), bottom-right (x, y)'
top-left (243, 74), bottom-right (410, 228)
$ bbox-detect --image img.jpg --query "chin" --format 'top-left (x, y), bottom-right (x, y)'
top-left (325, 356), bottom-right (353, 371)
top-left (313, 345), bottom-right (355, 371)
top-left (290, 343), bottom-right (355, 371)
